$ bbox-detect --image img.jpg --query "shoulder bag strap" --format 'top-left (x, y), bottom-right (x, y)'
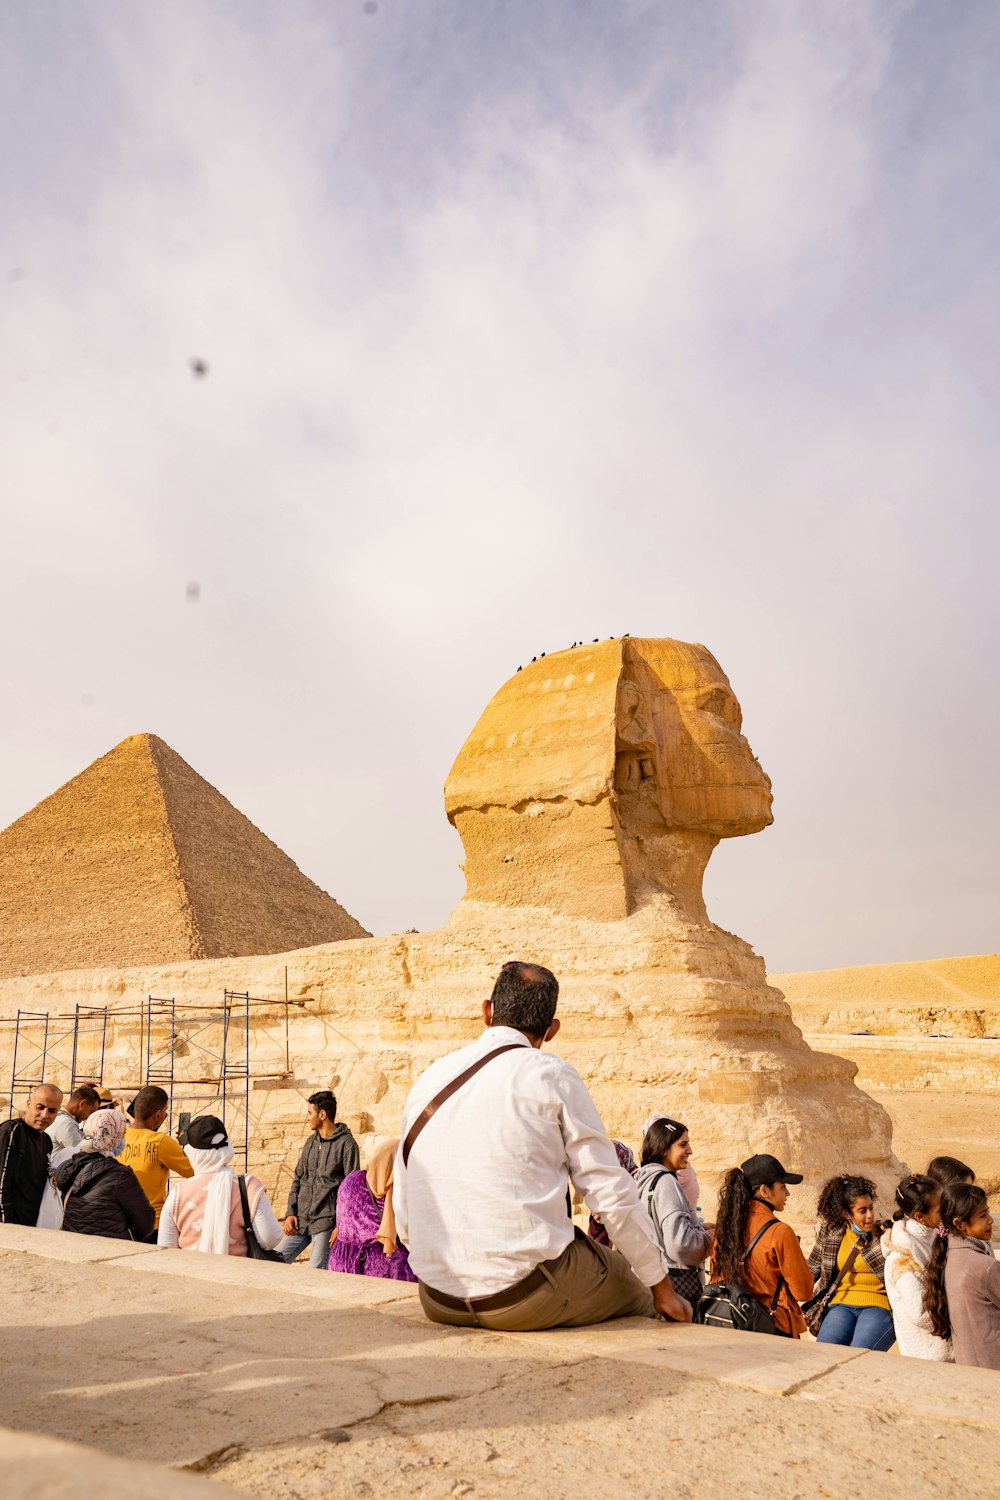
top-left (802, 1235), bottom-right (865, 1313)
top-left (236, 1173), bottom-right (254, 1235)
top-left (741, 1217), bottom-right (780, 1264)
top-left (401, 1044), bottom-right (523, 1167)
top-left (740, 1219), bottom-right (787, 1313)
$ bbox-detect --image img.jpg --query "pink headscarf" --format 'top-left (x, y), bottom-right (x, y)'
top-left (81, 1107), bottom-right (128, 1157)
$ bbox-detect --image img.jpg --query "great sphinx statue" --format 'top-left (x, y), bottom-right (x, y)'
top-left (438, 638), bottom-right (902, 1205)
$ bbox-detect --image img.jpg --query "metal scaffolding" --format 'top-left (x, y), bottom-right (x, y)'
top-left (6, 1004), bottom-right (108, 1118)
top-left (145, 991), bottom-right (251, 1172)
top-left (4, 990), bottom-right (305, 1169)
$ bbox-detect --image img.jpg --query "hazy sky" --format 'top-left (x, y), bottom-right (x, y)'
top-left (3, 1), bottom-right (998, 973)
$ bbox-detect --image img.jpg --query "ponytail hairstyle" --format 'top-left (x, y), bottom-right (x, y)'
top-left (815, 1173), bottom-right (878, 1230)
top-left (893, 1173), bottom-right (939, 1221)
top-left (923, 1182), bottom-right (988, 1340)
top-left (713, 1167), bottom-right (754, 1282)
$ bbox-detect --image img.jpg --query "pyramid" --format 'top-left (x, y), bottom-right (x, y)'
top-left (0, 734), bottom-right (369, 978)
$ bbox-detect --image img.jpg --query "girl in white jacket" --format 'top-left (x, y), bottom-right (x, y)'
top-left (881, 1174), bottom-right (953, 1361)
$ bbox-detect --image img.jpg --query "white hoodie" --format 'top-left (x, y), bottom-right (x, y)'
top-left (881, 1218), bottom-right (953, 1362)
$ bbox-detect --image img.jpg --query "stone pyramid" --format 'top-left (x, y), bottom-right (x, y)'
top-left (0, 734), bottom-right (368, 978)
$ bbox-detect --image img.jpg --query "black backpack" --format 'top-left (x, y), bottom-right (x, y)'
top-left (694, 1220), bottom-right (787, 1335)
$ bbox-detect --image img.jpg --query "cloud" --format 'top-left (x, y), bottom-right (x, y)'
top-left (1, 0), bottom-right (998, 968)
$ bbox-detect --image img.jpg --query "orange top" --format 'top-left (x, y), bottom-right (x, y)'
top-left (711, 1200), bottom-right (813, 1337)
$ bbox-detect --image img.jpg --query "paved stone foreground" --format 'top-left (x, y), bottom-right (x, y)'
top-left (2, 1225), bottom-right (999, 1500)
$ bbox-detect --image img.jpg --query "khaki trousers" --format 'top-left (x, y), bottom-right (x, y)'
top-left (419, 1230), bottom-right (654, 1332)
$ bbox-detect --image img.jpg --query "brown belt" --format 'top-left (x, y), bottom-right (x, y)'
top-left (420, 1261), bottom-right (552, 1314)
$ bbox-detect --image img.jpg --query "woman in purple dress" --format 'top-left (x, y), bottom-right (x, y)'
top-left (328, 1137), bottom-right (417, 1282)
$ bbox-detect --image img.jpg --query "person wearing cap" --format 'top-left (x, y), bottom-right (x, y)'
top-left (633, 1117), bottom-right (713, 1310)
top-left (46, 1085), bottom-right (101, 1154)
top-left (157, 1115), bottom-right (283, 1257)
top-left (85, 1086), bottom-right (124, 1114)
top-left (394, 962), bottom-right (692, 1331)
top-left (709, 1154), bottom-right (813, 1337)
top-left (55, 1109), bottom-right (154, 1242)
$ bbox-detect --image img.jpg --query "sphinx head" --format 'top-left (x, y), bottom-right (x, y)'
top-left (445, 638), bottom-right (772, 922)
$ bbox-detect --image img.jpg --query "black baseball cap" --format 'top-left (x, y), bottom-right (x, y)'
top-left (186, 1115), bottom-right (229, 1150)
top-left (741, 1153), bottom-right (803, 1188)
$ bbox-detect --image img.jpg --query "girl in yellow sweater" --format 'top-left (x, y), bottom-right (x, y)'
top-left (806, 1173), bottom-right (895, 1351)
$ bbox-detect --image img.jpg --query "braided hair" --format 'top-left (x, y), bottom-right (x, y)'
top-left (924, 1182), bottom-right (988, 1341)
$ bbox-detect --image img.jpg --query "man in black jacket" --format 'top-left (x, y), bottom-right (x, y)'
top-left (279, 1091), bottom-right (359, 1268)
top-left (0, 1084), bottom-right (62, 1225)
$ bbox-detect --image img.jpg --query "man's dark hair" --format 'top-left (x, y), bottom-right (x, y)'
top-left (132, 1085), bottom-right (169, 1120)
top-left (69, 1085), bottom-right (101, 1106)
top-left (308, 1090), bottom-right (338, 1122)
top-left (489, 962), bottom-right (559, 1038)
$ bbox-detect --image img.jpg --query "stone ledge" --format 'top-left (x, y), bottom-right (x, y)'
top-left (799, 1349), bottom-right (1000, 1427)
top-left (0, 1223), bottom-right (162, 1263)
top-left (2, 1426), bottom-right (244, 1500)
top-left (104, 1245), bottom-right (421, 1306)
top-left (4, 1227), bottom-right (1000, 1436)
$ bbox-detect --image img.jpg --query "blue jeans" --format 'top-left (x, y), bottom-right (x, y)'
top-left (277, 1227), bottom-right (332, 1269)
top-left (817, 1303), bottom-right (895, 1351)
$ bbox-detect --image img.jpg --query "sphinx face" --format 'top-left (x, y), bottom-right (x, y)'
top-left (615, 641), bottom-right (772, 838)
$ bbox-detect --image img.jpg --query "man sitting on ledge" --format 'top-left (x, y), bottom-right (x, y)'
top-left (394, 961), bottom-right (692, 1331)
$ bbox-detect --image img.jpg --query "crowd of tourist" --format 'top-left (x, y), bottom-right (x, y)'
top-left (1, 961), bottom-right (997, 1371)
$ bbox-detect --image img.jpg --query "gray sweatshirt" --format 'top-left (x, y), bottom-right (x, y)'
top-left (633, 1163), bottom-right (712, 1270)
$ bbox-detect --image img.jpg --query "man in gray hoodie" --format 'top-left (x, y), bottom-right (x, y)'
top-left (279, 1091), bottom-right (360, 1268)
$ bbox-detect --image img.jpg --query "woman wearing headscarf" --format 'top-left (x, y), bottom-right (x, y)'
top-left (588, 1141), bottom-right (638, 1249)
top-left (157, 1115), bottom-right (283, 1257)
top-left (56, 1108), bottom-right (155, 1243)
top-left (328, 1138), bottom-right (417, 1282)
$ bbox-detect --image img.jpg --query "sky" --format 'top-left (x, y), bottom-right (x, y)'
top-left (2, 0), bottom-right (998, 973)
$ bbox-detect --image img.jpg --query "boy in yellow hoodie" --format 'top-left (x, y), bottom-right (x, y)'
top-left (120, 1086), bottom-right (194, 1238)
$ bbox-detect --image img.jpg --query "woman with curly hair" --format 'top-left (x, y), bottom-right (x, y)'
top-left (708, 1154), bottom-right (813, 1337)
top-left (924, 1182), bottom-right (1000, 1369)
top-left (881, 1174), bottom-right (952, 1361)
top-left (806, 1174), bottom-right (894, 1349)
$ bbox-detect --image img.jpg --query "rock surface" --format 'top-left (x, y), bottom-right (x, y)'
top-left (772, 953), bottom-right (1000, 1185)
top-left (0, 641), bottom-right (901, 1210)
top-left (0, 732), bottom-right (368, 978)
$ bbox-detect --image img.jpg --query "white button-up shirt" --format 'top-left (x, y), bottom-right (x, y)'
top-left (393, 1026), bottom-right (669, 1298)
